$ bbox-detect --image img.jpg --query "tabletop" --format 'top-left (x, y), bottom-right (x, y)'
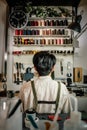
top-left (23, 113), bottom-right (69, 130)
top-left (0, 97), bottom-right (69, 130)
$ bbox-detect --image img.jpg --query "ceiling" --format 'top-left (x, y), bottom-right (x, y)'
top-left (6, 0), bottom-right (81, 7)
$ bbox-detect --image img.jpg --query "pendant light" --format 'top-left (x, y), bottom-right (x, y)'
top-left (68, 14), bottom-right (82, 33)
top-left (68, 10), bottom-right (83, 33)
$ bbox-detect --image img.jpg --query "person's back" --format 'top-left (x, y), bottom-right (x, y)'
top-left (19, 51), bottom-right (72, 114)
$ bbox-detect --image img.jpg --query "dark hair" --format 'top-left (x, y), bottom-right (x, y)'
top-left (33, 51), bottom-right (56, 76)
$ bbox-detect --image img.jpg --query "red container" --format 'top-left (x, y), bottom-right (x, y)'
top-left (15, 30), bottom-right (19, 35)
top-left (19, 30), bottom-right (23, 35)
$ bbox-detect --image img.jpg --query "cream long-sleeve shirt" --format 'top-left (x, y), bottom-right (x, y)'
top-left (19, 76), bottom-right (72, 113)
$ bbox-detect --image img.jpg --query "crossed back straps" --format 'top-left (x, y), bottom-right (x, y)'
top-left (31, 80), bottom-right (61, 113)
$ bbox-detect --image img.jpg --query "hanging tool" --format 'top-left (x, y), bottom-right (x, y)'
top-left (8, 99), bottom-right (21, 118)
top-left (15, 62), bottom-right (20, 84)
top-left (60, 59), bottom-right (63, 75)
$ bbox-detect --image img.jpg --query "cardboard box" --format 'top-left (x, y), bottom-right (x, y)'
top-left (73, 67), bottom-right (82, 82)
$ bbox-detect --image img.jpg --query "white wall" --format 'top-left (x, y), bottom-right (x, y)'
top-left (74, 0), bottom-right (87, 81)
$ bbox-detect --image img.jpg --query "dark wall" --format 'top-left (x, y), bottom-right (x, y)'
top-left (6, 0), bottom-right (81, 7)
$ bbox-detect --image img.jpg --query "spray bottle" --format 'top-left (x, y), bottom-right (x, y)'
top-left (64, 94), bottom-right (87, 130)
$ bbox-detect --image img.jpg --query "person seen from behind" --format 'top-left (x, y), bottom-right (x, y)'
top-left (19, 51), bottom-right (72, 114)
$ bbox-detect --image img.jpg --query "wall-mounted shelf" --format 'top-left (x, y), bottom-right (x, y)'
top-left (7, 6), bottom-right (74, 88)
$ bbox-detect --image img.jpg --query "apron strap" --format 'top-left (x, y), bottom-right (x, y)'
top-left (55, 81), bottom-right (61, 112)
top-left (31, 80), bottom-right (38, 110)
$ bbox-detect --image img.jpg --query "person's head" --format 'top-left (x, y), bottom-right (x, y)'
top-left (33, 51), bottom-right (56, 76)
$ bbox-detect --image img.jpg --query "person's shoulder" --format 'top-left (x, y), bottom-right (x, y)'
top-left (51, 79), bottom-right (58, 85)
top-left (21, 80), bottom-right (32, 90)
top-left (60, 82), bottom-right (66, 87)
top-left (55, 80), bottom-right (63, 84)
top-left (57, 81), bottom-right (67, 89)
top-left (51, 80), bottom-right (64, 85)
top-left (59, 81), bottom-right (69, 94)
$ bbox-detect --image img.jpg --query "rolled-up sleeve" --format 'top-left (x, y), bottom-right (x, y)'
top-left (18, 81), bottom-right (32, 112)
top-left (61, 95), bottom-right (72, 113)
top-left (57, 83), bottom-right (73, 113)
